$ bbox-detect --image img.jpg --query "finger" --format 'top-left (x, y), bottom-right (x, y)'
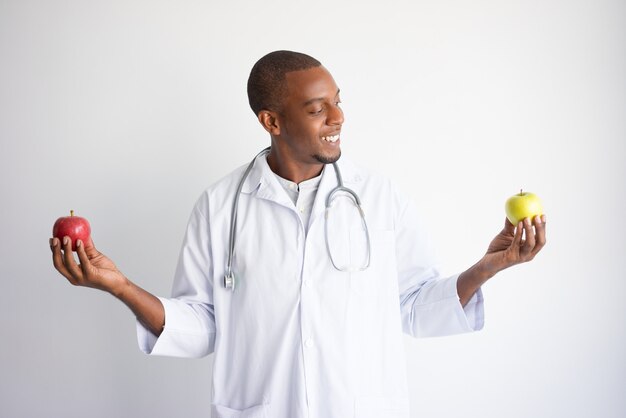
top-left (83, 236), bottom-right (100, 258)
top-left (502, 218), bottom-right (516, 236)
top-left (512, 221), bottom-right (523, 248)
top-left (520, 217), bottom-right (535, 257)
top-left (75, 239), bottom-right (93, 277)
top-left (62, 236), bottom-right (84, 281)
top-left (51, 237), bottom-right (78, 285)
top-left (530, 214), bottom-right (547, 256)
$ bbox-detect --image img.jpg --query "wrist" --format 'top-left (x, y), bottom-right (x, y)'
top-left (459, 260), bottom-right (495, 292)
top-left (474, 258), bottom-right (498, 282)
top-left (108, 276), bottom-right (132, 299)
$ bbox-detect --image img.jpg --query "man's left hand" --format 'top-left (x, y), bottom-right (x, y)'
top-left (482, 215), bottom-right (547, 274)
top-left (457, 215), bottom-right (546, 306)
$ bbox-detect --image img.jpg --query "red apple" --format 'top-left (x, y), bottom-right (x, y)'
top-left (53, 210), bottom-right (91, 251)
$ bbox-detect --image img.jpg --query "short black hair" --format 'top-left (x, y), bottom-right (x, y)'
top-left (247, 50), bottom-right (321, 115)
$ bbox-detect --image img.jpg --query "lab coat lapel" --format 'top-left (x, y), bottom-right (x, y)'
top-left (240, 153), bottom-right (296, 211)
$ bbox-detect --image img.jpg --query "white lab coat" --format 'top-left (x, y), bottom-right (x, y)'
top-left (137, 154), bottom-right (484, 418)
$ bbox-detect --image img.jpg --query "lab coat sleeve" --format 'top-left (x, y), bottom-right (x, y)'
top-left (395, 194), bottom-right (484, 338)
top-left (136, 197), bottom-right (217, 358)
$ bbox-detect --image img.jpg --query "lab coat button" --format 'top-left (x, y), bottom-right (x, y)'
top-left (303, 279), bottom-right (310, 287)
top-left (305, 338), bottom-right (314, 348)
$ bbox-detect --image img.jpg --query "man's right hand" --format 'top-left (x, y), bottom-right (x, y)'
top-left (50, 236), bottom-right (127, 295)
top-left (49, 236), bottom-right (165, 337)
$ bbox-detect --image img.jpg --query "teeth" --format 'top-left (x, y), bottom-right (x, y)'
top-left (323, 134), bottom-right (340, 143)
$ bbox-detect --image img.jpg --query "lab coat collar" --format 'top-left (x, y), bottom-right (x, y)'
top-left (239, 150), bottom-right (363, 213)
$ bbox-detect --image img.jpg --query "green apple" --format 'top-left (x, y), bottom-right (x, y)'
top-left (505, 190), bottom-right (543, 225)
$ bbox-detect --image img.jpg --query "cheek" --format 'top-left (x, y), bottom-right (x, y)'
top-left (308, 120), bottom-right (325, 137)
top-left (281, 114), bottom-right (323, 141)
top-left (292, 123), bottom-right (320, 140)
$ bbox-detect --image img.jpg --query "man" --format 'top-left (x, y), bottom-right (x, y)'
top-left (50, 50), bottom-right (546, 418)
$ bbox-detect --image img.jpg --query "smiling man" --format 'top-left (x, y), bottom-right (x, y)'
top-left (50, 50), bottom-right (546, 418)
top-left (252, 56), bottom-right (344, 180)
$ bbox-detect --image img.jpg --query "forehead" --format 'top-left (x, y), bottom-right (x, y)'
top-left (283, 66), bottom-right (338, 104)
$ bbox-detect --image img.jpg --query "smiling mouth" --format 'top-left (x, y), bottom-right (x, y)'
top-left (322, 134), bottom-right (340, 143)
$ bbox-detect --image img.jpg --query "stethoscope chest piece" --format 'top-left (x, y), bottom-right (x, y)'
top-left (224, 273), bottom-right (235, 291)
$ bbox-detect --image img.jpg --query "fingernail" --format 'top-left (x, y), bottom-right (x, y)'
top-left (51, 238), bottom-right (58, 247)
top-left (76, 239), bottom-right (82, 248)
top-left (524, 218), bottom-right (531, 225)
top-left (63, 237), bottom-right (69, 245)
top-left (541, 214), bottom-right (546, 223)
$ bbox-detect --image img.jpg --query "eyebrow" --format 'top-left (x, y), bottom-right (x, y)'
top-left (303, 88), bottom-right (341, 106)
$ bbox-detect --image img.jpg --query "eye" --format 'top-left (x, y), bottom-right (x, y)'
top-left (309, 108), bottom-right (324, 115)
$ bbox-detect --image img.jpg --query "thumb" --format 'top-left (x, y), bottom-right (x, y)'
top-left (502, 217), bottom-right (516, 235)
top-left (83, 237), bottom-right (100, 258)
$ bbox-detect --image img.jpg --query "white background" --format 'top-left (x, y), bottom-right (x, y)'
top-left (1, 0), bottom-right (624, 417)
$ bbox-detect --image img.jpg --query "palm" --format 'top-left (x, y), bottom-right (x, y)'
top-left (481, 217), bottom-right (546, 273)
top-left (81, 247), bottom-right (125, 291)
top-left (484, 225), bottom-right (519, 268)
top-left (51, 237), bottom-right (126, 293)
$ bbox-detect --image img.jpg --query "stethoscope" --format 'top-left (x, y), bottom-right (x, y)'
top-left (224, 147), bottom-right (371, 291)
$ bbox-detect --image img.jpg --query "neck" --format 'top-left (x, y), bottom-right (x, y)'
top-left (266, 147), bottom-right (324, 184)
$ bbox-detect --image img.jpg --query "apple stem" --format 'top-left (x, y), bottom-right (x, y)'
top-left (70, 210), bottom-right (74, 217)
top-left (520, 189), bottom-right (523, 196)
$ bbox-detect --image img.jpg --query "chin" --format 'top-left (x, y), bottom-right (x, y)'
top-left (314, 150), bottom-right (341, 164)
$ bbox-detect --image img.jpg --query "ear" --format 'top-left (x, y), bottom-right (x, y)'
top-left (258, 110), bottom-right (281, 136)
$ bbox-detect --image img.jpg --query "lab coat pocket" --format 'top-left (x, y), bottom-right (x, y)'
top-left (213, 403), bottom-right (269, 418)
top-left (348, 228), bottom-right (396, 290)
top-left (349, 228), bottom-right (395, 274)
top-left (354, 395), bottom-right (409, 418)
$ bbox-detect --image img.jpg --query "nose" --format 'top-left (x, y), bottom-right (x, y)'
top-left (327, 104), bottom-right (344, 126)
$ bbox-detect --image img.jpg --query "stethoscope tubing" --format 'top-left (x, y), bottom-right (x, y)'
top-left (224, 147), bottom-right (370, 290)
